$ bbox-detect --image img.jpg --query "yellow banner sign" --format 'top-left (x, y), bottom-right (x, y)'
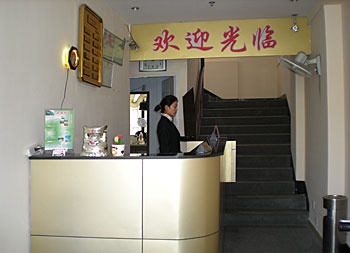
top-left (130, 18), bottom-right (310, 61)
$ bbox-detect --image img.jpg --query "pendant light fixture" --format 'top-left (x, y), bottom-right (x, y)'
top-left (291, 14), bottom-right (299, 32)
top-left (290, 0), bottom-right (299, 32)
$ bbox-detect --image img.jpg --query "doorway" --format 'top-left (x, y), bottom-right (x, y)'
top-left (130, 76), bottom-right (175, 154)
top-left (130, 92), bottom-right (149, 154)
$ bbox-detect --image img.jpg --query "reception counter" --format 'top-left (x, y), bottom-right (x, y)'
top-left (30, 153), bottom-right (222, 253)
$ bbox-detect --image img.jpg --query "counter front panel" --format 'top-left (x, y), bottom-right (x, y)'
top-left (30, 155), bottom-right (221, 253)
top-left (143, 157), bottom-right (220, 239)
top-left (31, 159), bottom-right (143, 238)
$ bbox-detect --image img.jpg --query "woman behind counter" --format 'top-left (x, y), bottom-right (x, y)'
top-left (154, 95), bottom-right (181, 154)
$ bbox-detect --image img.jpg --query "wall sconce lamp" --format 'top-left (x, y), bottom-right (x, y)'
top-left (126, 25), bottom-right (140, 51)
top-left (62, 46), bottom-right (80, 70)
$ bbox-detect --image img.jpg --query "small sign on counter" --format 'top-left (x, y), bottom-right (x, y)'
top-left (44, 109), bottom-right (74, 151)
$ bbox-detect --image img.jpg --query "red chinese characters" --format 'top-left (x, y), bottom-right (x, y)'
top-left (253, 25), bottom-right (277, 51)
top-left (151, 24), bottom-right (277, 54)
top-left (104, 32), bottom-right (115, 49)
top-left (185, 28), bottom-right (213, 51)
top-left (153, 29), bottom-right (180, 52)
top-left (221, 26), bottom-right (247, 52)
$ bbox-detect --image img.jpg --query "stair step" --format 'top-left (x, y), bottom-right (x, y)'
top-left (236, 144), bottom-right (291, 155)
top-left (237, 155), bottom-right (293, 167)
top-left (203, 107), bottom-right (289, 117)
top-left (204, 97), bottom-right (288, 109)
top-left (224, 181), bottom-right (295, 195)
top-left (224, 194), bottom-right (308, 210)
top-left (236, 167), bottom-right (294, 181)
top-left (200, 94), bottom-right (309, 227)
top-left (200, 125), bottom-right (290, 135)
top-left (222, 209), bottom-right (308, 226)
top-left (201, 115), bottom-right (290, 126)
top-left (227, 134), bottom-right (290, 144)
top-left (200, 133), bottom-right (291, 145)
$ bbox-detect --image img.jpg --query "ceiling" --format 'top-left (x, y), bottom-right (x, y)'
top-left (104, 0), bottom-right (324, 25)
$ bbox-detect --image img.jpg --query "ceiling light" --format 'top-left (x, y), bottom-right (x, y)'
top-left (209, 1), bottom-right (215, 7)
top-left (290, 0), bottom-right (299, 32)
top-left (291, 14), bottom-right (299, 32)
top-left (131, 7), bottom-right (139, 11)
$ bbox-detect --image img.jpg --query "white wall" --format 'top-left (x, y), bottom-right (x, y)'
top-left (324, 5), bottom-right (345, 194)
top-left (0, 1), bottom-right (130, 252)
top-left (342, 0), bottom-right (350, 244)
top-left (305, 5), bottom-right (328, 235)
top-left (291, 75), bottom-right (306, 181)
top-left (306, 3), bottom-right (347, 236)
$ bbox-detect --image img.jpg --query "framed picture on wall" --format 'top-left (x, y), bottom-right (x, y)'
top-left (103, 29), bottom-right (125, 66)
top-left (102, 59), bottom-right (114, 88)
top-left (139, 60), bottom-right (167, 72)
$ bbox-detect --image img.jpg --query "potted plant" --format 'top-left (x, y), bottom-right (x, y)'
top-left (111, 134), bottom-right (125, 156)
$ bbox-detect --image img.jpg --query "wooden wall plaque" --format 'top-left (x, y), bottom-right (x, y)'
top-left (78, 4), bottom-right (103, 87)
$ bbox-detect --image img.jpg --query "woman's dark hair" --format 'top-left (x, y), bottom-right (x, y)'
top-left (154, 95), bottom-right (178, 113)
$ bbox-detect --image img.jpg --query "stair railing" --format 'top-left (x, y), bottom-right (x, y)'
top-left (195, 59), bottom-right (205, 139)
top-left (182, 88), bottom-right (196, 139)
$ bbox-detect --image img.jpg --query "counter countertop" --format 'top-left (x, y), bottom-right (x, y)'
top-left (29, 151), bottom-right (223, 160)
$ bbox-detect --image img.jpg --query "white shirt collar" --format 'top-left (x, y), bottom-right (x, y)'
top-left (161, 113), bottom-right (173, 122)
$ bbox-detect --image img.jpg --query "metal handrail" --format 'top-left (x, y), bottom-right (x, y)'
top-left (195, 59), bottom-right (205, 139)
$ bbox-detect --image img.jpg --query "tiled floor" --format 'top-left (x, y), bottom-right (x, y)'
top-left (220, 224), bottom-right (322, 253)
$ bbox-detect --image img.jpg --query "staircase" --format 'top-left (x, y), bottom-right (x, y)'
top-left (200, 90), bottom-right (309, 227)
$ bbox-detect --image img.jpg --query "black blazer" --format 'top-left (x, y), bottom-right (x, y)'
top-left (157, 115), bottom-right (181, 154)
